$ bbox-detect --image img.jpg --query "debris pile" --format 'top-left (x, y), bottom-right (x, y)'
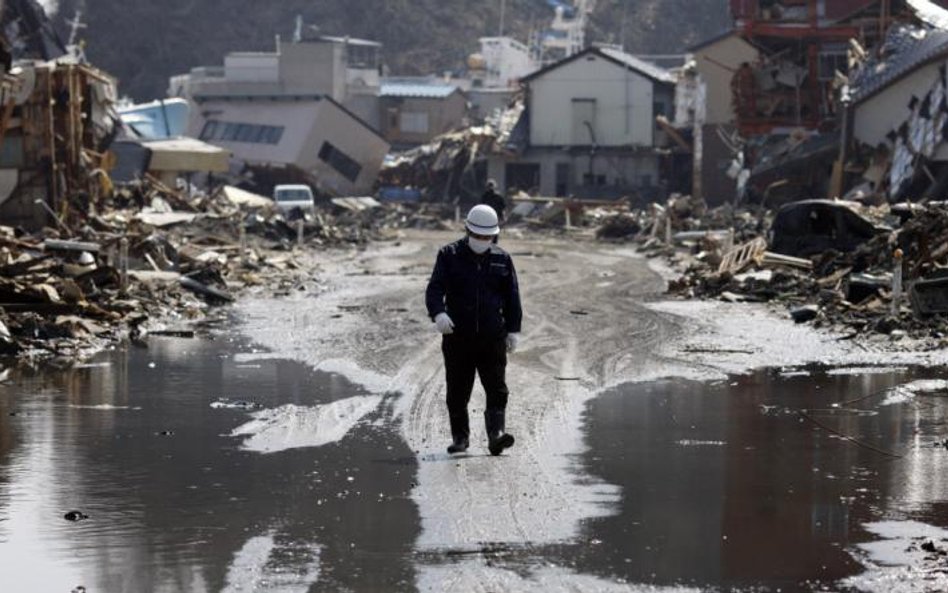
top-left (378, 102), bottom-right (525, 203)
top-left (626, 193), bottom-right (948, 343)
top-left (0, 175), bottom-right (461, 361)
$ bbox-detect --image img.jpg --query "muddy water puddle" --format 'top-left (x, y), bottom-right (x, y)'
top-left (0, 336), bottom-right (418, 592)
top-left (540, 364), bottom-right (948, 592)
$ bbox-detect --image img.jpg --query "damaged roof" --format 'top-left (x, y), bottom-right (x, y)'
top-left (847, 24), bottom-right (948, 105)
top-left (846, 0), bottom-right (948, 105)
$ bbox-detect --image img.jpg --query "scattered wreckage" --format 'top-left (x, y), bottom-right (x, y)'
top-left (606, 191), bottom-right (948, 343)
top-left (0, 175), bottom-right (455, 363)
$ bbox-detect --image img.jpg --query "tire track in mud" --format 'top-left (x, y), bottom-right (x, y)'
top-left (402, 237), bottom-right (689, 555)
top-left (238, 231), bottom-right (695, 591)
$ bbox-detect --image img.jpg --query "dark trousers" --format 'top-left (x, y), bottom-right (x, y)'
top-left (442, 333), bottom-right (508, 441)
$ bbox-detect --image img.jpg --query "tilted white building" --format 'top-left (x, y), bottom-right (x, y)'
top-left (169, 32), bottom-right (389, 196)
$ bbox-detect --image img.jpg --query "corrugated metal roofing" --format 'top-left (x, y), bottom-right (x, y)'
top-left (379, 83), bottom-right (460, 99)
top-left (848, 24), bottom-right (948, 105)
top-left (597, 47), bottom-right (677, 84)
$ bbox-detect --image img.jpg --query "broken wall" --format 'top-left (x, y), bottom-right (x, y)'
top-left (850, 33), bottom-right (948, 200)
top-left (0, 62), bottom-right (118, 230)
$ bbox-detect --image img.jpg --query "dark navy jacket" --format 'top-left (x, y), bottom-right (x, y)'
top-left (425, 237), bottom-right (522, 338)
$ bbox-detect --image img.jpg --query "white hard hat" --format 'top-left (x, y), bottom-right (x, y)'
top-left (78, 251), bottom-right (95, 265)
top-left (466, 204), bottom-right (500, 236)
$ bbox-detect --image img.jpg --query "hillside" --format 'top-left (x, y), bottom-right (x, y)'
top-left (51, 0), bottom-right (730, 100)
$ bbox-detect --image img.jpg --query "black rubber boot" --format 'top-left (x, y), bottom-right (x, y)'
top-left (447, 411), bottom-right (470, 454)
top-left (485, 409), bottom-right (515, 456)
top-left (447, 437), bottom-right (469, 454)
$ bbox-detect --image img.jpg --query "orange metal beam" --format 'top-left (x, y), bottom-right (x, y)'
top-left (742, 22), bottom-right (861, 38)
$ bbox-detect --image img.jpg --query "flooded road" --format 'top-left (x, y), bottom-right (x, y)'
top-left (3, 332), bottom-right (948, 591)
top-left (0, 336), bottom-right (419, 592)
top-left (545, 365), bottom-right (948, 592)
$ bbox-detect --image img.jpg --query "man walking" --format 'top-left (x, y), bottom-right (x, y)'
top-left (480, 180), bottom-right (506, 224)
top-left (425, 204), bottom-right (522, 456)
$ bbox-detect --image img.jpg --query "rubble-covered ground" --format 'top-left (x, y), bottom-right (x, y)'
top-left (576, 193), bottom-right (948, 351)
top-left (0, 181), bottom-right (457, 367)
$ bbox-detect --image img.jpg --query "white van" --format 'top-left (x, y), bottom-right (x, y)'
top-left (273, 184), bottom-right (315, 214)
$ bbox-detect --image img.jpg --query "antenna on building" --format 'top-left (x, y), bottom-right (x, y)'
top-left (294, 14), bottom-right (303, 43)
top-left (65, 9), bottom-right (87, 62)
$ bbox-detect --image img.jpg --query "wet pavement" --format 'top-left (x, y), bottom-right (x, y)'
top-left (3, 338), bottom-right (948, 592)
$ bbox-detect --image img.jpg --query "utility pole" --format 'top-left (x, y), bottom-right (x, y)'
top-left (500, 0), bottom-right (507, 36)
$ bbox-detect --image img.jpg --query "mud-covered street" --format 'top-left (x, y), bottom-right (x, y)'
top-left (3, 231), bottom-right (948, 592)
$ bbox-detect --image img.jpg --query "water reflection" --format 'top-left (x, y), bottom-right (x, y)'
top-left (546, 365), bottom-right (948, 591)
top-left (0, 338), bottom-right (419, 592)
top-left (6, 344), bottom-right (948, 592)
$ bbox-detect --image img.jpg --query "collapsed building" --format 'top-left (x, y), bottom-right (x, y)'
top-left (378, 80), bottom-right (469, 150)
top-left (582, 1), bottom-right (948, 340)
top-left (677, 0), bottom-right (948, 206)
top-left (0, 0), bottom-right (120, 230)
top-left (169, 26), bottom-right (390, 198)
top-left (844, 1), bottom-right (948, 203)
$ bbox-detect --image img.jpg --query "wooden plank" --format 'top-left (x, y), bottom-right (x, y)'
top-left (44, 239), bottom-right (101, 253)
top-left (718, 237), bottom-right (767, 274)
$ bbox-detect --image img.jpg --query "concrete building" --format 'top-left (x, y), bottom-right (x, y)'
top-left (379, 81), bottom-right (469, 149)
top-left (488, 46), bottom-right (677, 200)
top-left (169, 30), bottom-right (389, 196)
top-left (169, 33), bottom-right (382, 129)
top-left (194, 95), bottom-right (389, 196)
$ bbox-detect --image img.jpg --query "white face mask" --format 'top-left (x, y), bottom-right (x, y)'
top-left (468, 237), bottom-right (491, 254)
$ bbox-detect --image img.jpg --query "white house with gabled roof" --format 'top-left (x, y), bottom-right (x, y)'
top-left (488, 45), bottom-right (678, 200)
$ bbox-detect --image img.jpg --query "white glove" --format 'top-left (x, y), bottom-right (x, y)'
top-left (434, 312), bottom-right (455, 335)
top-left (506, 333), bottom-right (520, 353)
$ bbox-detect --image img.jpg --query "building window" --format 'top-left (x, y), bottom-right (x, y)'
top-left (198, 119), bottom-right (284, 144)
top-left (263, 126), bottom-right (283, 145)
top-left (235, 124), bottom-right (255, 142)
top-left (400, 112), bottom-right (429, 134)
top-left (582, 173), bottom-right (606, 186)
top-left (318, 141), bottom-right (362, 182)
top-left (199, 121), bottom-right (218, 141)
top-left (346, 45), bottom-right (379, 69)
top-left (221, 123), bottom-right (240, 141)
top-left (252, 125), bottom-right (270, 143)
top-left (818, 44), bottom-right (848, 81)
